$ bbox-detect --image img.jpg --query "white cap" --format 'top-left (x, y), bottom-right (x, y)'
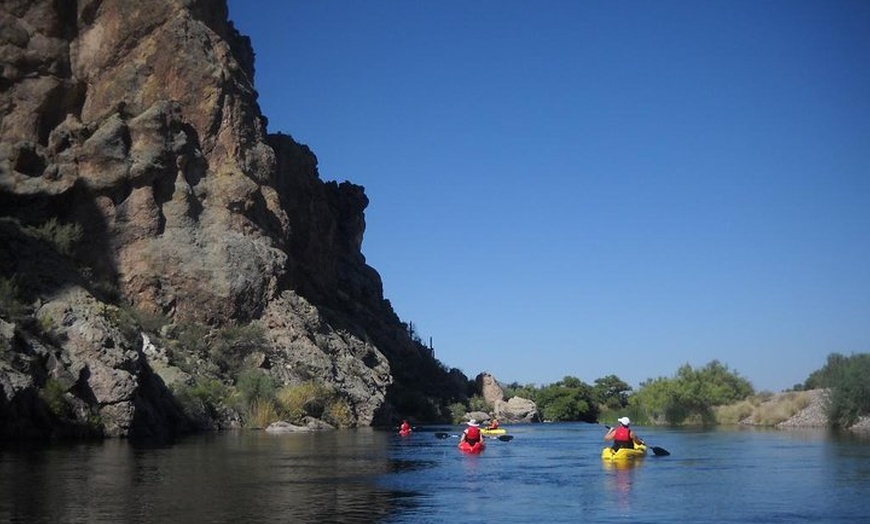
top-left (618, 416), bottom-right (631, 426)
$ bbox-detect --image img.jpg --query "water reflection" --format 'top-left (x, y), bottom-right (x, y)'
top-left (602, 459), bottom-right (643, 512)
top-left (5, 425), bottom-right (870, 523)
top-left (0, 430), bottom-right (416, 524)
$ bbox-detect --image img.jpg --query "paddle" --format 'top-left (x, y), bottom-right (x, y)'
top-left (435, 432), bottom-right (514, 442)
top-left (603, 424), bottom-right (670, 456)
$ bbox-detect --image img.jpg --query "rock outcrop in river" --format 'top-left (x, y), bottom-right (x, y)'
top-left (0, 0), bottom-right (467, 440)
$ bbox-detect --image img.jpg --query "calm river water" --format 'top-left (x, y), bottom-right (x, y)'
top-left (1, 423), bottom-right (869, 523)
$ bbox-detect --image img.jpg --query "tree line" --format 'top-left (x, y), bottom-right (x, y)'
top-left (497, 353), bottom-right (870, 428)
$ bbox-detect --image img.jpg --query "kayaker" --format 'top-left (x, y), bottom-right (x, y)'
top-left (459, 419), bottom-right (482, 447)
top-left (399, 420), bottom-right (412, 434)
top-left (604, 417), bottom-right (644, 450)
top-left (488, 418), bottom-right (500, 430)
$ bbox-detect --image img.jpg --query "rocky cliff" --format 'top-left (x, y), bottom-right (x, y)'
top-left (0, 0), bottom-right (468, 440)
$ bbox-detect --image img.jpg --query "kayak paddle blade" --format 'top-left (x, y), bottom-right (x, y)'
top-left (650, 446), bottom-right (670, 456)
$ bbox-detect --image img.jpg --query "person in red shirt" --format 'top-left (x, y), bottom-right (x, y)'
top-left (604, 416), bottom-right (644, 450)
top-left (487, 418), bottom-right (500, 430)
top-left (459, 419), bottom-right (482, 446)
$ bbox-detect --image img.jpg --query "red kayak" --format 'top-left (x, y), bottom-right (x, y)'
top-left (458, 440), bottom-right (486, 454)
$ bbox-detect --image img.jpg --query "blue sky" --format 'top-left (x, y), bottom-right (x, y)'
top-left (227, 1), bottom-right (870, 392)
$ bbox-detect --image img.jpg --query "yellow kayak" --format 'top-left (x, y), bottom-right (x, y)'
top-left (601, 444), bottom-right (647, 461)
top-left (481, 428), bottom-right (506, 436)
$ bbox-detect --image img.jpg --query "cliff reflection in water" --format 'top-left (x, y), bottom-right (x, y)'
top-left (0, 429), bottom-right (408, 523)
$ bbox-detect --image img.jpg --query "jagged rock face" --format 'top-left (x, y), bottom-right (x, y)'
top-left (260, 291), bottom-right (392, 426)
top-left (478, 372), bottom-right (506, 405)
top-left (1, 0), bottom-right (285, 323)
top-left (0, 0), bottom-right (461, 437)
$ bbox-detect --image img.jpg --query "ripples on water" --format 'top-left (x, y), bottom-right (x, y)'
top-left (1, 424), bottom-right (869, 523)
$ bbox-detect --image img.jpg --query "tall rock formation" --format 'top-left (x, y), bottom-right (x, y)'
top-left (0, 0), bottom-right (467, 439)
top-left (475, 372), bottom-right (540, 423)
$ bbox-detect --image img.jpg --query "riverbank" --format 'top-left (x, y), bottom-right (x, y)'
top-left (732, 388), bottom-right (870, 431)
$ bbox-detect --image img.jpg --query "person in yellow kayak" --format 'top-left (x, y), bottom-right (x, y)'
top-left (604, 417), bottom-right (644, 450)
top-left (487, 418), bottom-right (500, 430)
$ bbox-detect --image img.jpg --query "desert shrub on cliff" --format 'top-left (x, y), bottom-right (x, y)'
top-left (25, 218), bottom-right (83, 257)
top-left (274, 381), bottom-right (354, 427)
top-left (278, 381), bottom-right (326, 421)
top-left (236, 369), bottom-right (276, 406)
top-left (323, 397), bottom-right (353, 428)
top-left (0, 277), bottom-right (27, 322)
top-left (41, 378), bottom-right (71, 418)
top-left (233, 369), bottom-right (279, 428)
top-left (122, 305), bottom-right (169, 334)
top-left (171, 322), bottom-right (211, 365)
top-left (174, 377), bottom-right (229, 428)
top-left (248, 399), bottom-right (280, 429)
top-left (211, 324), bottom-right (267, 376)
top-left (163, 322), bottom-right (266, 377)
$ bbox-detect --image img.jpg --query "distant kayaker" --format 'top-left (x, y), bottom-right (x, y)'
top-left (604, 417), bottom-right (644, 450)
top-left (399, 420), bottom-right (412, 435)
top-left (488, 418), bottom-right (500, 430)
top-left (459, 419), bottom-right (482, 447)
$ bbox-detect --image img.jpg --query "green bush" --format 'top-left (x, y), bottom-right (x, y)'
top-left (276, 381), bottom-right (335, 422)
top-left (323, 397), bottom-right (353, 428)
top-left (448, 402), bottom-right (467, 423)
top-left (174, 322), bottom-right (211, 355)
top-left (27, 218), bottom-right (83, 256)
top-left (503, 382), bottom-right (539, 401)
top-left (633, 361), bottom-right (754, 425)
top-left (0, 277), bottom-right (27, 321)
top-left (818, 353), bottom-right (870, 428)
top-left (468, 394), bottom-right (489, 412)
top-left (593, 375), bottom-right (632, 410)
top-left (235, 369), bottom-right (276, 411)
top-left (247, 398), bottom-right (280, 429)
top-left (273, 381), bottom-right (356, 427)
top-left (535, 376), bottom-right (598, 422)
top-left (211, 324), bottom-right (267, 376)
top-left (174, 377), bottom-right (229, 424)
top-left (41, 378), bottom-right (70, 418)
top-left (122, 305), bottom-right (169, 334)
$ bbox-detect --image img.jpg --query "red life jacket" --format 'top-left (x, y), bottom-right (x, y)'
top-left (614, 426), bottom-right (633, 448)
top-left (466, 426), bottom-right (481, 442)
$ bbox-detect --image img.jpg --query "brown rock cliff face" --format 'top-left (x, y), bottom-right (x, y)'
top-left (0, 0), bottom-right (465, 438)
